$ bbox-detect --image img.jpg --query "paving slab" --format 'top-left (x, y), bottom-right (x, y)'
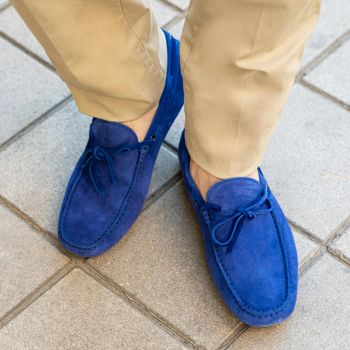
top-left (302, 0), bottom-right (350, 66)
top-left (0, 102), bottom-right (179, 235)
top-left (293, 229), bottom-right (320, 269)
top-left (165, 107), bottom-right (184, 148)
top-left (165, 0), bottom-right (189, 11)
top-left (263, 85), bottom-right (350, 241)
top-left (0, 38), bottom-right (68, 145)
top-left (0, 6), bottom-right (50, 62)
top-left (0, 204), bottom-right (69, 317)
top-left (91, 182), bottom-right (239, 349)
top-left (0, 268), bottom-right (186, 350)
top-left (304, 39), bottom-right (350, 106)
top-left (151, 0), bottom-right (180, 27)
top-left (150, 146), bottom-right (179, 195)
top-left (0, 0), bottom-right (8, 10)
top-left (229, 255), bottom-right (350, 350)
top-left (329, 226), bottom-right (350, 264)
top-left (167, 17), bottom-right (185, 39)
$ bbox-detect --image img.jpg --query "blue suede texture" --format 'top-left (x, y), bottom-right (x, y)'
top-left (58, 31), bottom-right (184, 257)
top-left (178, 132), bottom-right (298, 327)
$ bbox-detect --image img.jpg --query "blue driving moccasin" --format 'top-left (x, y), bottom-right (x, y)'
top-left (178, 132), bottom-right (298, 327)
top-left (58, 31), bottom-right (184, 257)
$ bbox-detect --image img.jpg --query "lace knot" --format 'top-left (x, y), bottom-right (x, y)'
top-left (238, 208), bottom-right (256, 219)
top-left (209, 186), bottom-right (272, 253)
top-left (82, 137), bottom-right (154, 195)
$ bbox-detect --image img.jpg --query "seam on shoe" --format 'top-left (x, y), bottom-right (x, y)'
top-left (180, 132), bottom-right (293, 318)
top-left (95, 84), bottom-right (183, 250)
top-left (213, 208), bottom-right (291, 317)
top-left (60, 147), bottom-right (143, 249)
top-left (61, 36), bottom-right (182, 252)
top-left (61, 79), bottom-right (181, 250)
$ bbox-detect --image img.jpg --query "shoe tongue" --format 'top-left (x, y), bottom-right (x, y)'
top-left (90, 119), bottom-right (138, 148)
top-left (206, 178), bottom-right (263, 212)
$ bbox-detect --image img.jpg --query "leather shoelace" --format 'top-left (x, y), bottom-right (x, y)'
top-left (201, 186), bottom-right (273, 253)
top-left (82, 137), bottom-right (155, 195)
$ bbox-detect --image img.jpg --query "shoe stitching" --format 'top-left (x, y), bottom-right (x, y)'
top-left (61, 69), bottom-right (182, 251)
top-left (213, 205), bottom-right (291, 317)
top-left (179, 135), bottom-right (294, 318)
top-left (60, 146), bottom-right (144, 250)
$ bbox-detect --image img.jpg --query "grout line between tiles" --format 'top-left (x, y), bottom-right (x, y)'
top-left (299, 246), bottom-right (325, 276)
top-left (298, 79), bottom-right (350, 112)
top-left (215, 324), bottom-right (248, 350)
top-left (287, 219), bottom-right (325, 246)
top-left (0, 194), bottom-right (77, 260)
top-left (0, 95), bottom-right (72, 152)
top-left (0, 1), bottom-right (10, 12)
top-left (163, 139), bottom-right (179, 154)
top-left (143, 172), bottom-right (182, 211)
top-left (79, 261), bottom-right (203, 350)
top-left (161, 0), bottom-right (187, 14)
top-left (298, 30), bottom-right (350, 78)
top-left (0, 261), bottom-right (76, 330)
top-left (164, 14), bottom-right (186, 32)
top-left (325, 249), bottom-right (350, 268)
top-left (0, 30), bottom-right (55, 73)
top-left (324, 214), bottom-right (350, 246)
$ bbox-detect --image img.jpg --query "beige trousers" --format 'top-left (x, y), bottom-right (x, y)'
top-left (11, 0), bottom-right (321, 178)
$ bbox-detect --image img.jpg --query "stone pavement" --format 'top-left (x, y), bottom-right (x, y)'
top-left (0, 1), bottom-right (349, 349)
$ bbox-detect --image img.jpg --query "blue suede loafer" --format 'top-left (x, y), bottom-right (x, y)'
top-left (178, 132), bottom-right (298, 327)
top-left (58, 31), bottom-right (183, 257)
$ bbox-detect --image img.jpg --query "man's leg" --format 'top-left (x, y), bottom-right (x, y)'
top-left (10, 0), bottom-right (184, 256)
top-left (178, 0), bottom-right (321, 326)
top-left (10, 0), bottom-right (168, 140)
top-left (181, 0), bottom-right (321, 197)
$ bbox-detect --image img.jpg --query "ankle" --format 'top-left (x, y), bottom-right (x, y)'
top-left (122, 105), bottom-right (158, 142)
top-left (190, 159), bottom-right (221, 200)
top-left (190, 158), bottom-right (259, 200)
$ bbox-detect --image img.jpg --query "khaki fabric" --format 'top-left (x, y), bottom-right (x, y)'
top-left (10, 0), bottom-right (166, 122)
top-left (10, 0), bottom-right (321, 178)
top-left (182, 0), bottom-right (321, 177)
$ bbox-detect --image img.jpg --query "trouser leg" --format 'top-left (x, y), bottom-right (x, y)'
top-left (181, 0), bottom-right (321, 178)
top-left (10, 0), bottom-right (166, 122)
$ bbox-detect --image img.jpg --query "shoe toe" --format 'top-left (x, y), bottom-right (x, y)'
top-left (58, 175), bottom-right (127, 256)
top-left (218, 213), bottom-right (298, 326)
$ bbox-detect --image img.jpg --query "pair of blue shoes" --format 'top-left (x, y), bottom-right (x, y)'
top-left (58, 31), bottom-right (298, 327)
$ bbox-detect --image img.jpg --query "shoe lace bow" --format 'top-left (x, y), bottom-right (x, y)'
top-left (202, 186), bottom-right (273, 253)
top-left (82, 138), bottom-right (154, 195)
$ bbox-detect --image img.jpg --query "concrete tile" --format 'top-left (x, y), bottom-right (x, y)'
top-left (0, 204), bottom-right (68, 317)
top-left (263, 85), bottom-right (350, 241)
top-left (0, 38), bottom-right (69, 145)
top-left (0, 269), bottom-right (186, 350)
top-left (0, 102), bottom-right (179, 234)
top-left (0, 6), bottom-right (50, 62)
top-left (329, 226), bottom-right (350, 264)
top-left (304, 39), bottom-right (350, 106)
top-left (167, 18), bottom-right (185, 39)
top-left (293, 229), bottom-right (320, 268)
top-left (150, 146), bottom-right (179, 196)
top-left (0, 0), bottom-right (8, 10)
top-left (165, 0), bottom-right (189, 11)
top-left (91, 182), bottom-right (239, 349)
top-left (302, 0), bottom-right (350, 66)
top-left (165, 107), bottom-right (184, 148)
top-left (229, 255), bottom-right (350, 350)
top-left (151, 0), bottom-right (179, 27)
